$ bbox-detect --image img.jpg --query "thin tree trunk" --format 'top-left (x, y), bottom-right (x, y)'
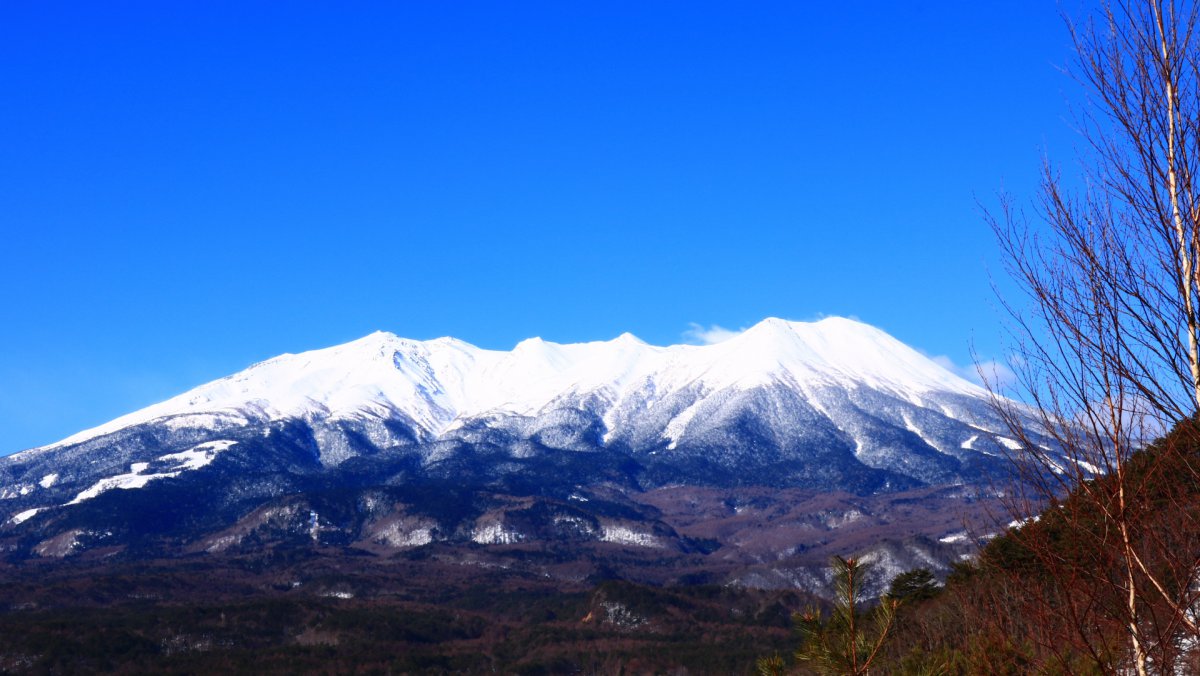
top-left (1120, 489), bottom-right (1150, 675)
top-left (1155, 0), bottom-right (1200, 409)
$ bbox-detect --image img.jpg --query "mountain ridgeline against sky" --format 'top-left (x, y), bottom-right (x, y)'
top-left (14, 317), bottom-right (1029, 479)
top-left (0, 317), bottom-right (1047, 576)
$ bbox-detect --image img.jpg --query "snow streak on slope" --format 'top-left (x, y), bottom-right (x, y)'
top-left (30, 317), bottom-right (991, 454)
top-left (66, 440), bottom-right (237, 504)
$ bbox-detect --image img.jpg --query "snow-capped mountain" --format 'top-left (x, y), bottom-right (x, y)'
top-left (0, 317), bottom-right (1045, 572)
top-left (31, 317), bottom-right (1017, 453)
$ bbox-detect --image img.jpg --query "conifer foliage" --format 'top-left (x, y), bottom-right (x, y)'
top-left (759, 556), bottom-right (898, 676)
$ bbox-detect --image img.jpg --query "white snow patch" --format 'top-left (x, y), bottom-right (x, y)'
top-left (39, 474), bottom-right (58, 489)
top-left (996, 436), bottom-right (1023, 450)
top-left (599, 524), bottom-right (661, 548)
top-left (398, 527), bottom-right (433, 547)
top-left (471, 522), bottom-right (523, 545)
top-left (824, 509), bottom-right (864, 528)
top-left (35, 529), bottom-right (86, 558)
top-left (157, 440), bottom-right (235, 471)
top-left (901, 414), bottom-right (944, 454)
top-left (67, 440), bottom-right (236, 505)
top-left (373, 521), bottom-right (436, 547)
top-left (852, 436), bottom-right (866, 458)
top-left (9, 508), bottom-right (42, 525)
top-left (939, 532), bottom-right (968, 544)
top-left (960, 435), bottom-right (978, 450)
top-left (663, 399), bottom-right (708, 450)
top-left (69, 470), bottom-right (155, 504)
top-left (595, 601), bottom-right (648, 629)
top-left (1008, 515), bottom-right (1040, 529)
top-left (308, 511), bottom-right (320, 542)
top-left (205, 534), bottom-right (242, 553)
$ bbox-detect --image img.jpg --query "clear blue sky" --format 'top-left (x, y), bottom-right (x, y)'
top-left (1, 1), bottom-right (1088, 454)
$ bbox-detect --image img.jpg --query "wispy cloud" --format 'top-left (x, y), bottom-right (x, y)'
top-left (682, 323), bottom-right (744, 345)
top-left (930, 354), bottom-right (1017, 388)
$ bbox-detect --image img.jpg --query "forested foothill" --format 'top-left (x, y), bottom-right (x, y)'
top-left (0, 553), bottom-right (810, 674)
top-left (761, 419), bottom-right (1200, 674)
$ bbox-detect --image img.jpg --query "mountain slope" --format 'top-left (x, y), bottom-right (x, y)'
top-left (0, 317), bottom-right (1046, 576)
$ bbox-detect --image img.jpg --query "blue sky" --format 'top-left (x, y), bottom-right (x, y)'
top-left (1, 2), bottom-right (1087, 454)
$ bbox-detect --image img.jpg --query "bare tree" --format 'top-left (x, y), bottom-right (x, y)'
top-left (988, 1), bottom-right (1200, 673)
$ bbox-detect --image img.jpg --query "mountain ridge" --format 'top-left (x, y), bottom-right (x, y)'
top-left (29, 316), bottom-right (989, 455)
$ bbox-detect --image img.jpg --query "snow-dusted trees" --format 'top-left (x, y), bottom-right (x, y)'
top-left (989, 1), bottom-right (1200, 672)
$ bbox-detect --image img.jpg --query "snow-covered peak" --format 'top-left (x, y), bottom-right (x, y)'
top-left (676, 317), bottom-right (981, 398)
top-left (29, 317), bottom-right (986, 453)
